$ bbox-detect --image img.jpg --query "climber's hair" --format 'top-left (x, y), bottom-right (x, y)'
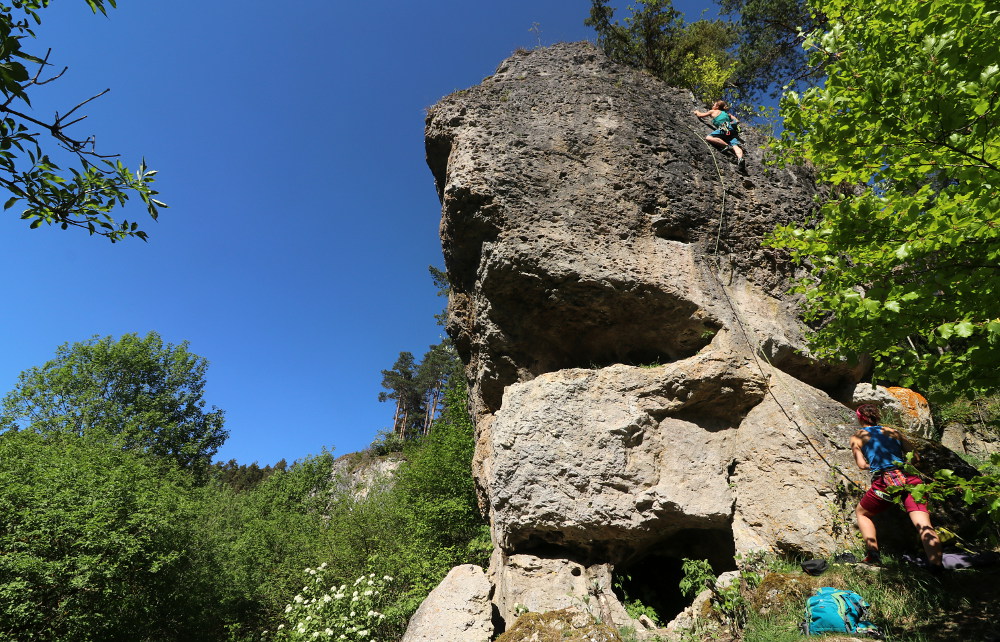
top-left (855, 404), bottom-right (881, 426)
top-left (713, 100), bottom-right (729, 110)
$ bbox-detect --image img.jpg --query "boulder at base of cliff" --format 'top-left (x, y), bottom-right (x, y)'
top-left (400, 565), bottom-right (493, 642)
top-left (852, 384), bottom-right (935, 438)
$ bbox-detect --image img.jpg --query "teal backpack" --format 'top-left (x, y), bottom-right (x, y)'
top-left (801, 587), bottom-right (881, 636)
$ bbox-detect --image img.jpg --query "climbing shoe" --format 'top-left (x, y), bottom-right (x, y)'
top-left (738, 157), bottom-right (748, 173)
top-left (861, 550), bottom-right (882, 566)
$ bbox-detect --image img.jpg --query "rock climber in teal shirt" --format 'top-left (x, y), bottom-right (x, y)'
top-left (694, 100), bottom-right (746, 173)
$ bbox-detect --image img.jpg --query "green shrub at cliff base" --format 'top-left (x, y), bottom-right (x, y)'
top-left (904, 452), bottom-right (1000, 544)
top-left (283, 376), bottom-right (487, 639)
top-left (0, 430), bottom-right (227, 641)
top-left (199, 450), bottom-right (342, 632)
top-left (769, 0), bottom-right (1000, 399)
top-left (395, 378), bottom-right (488, 557)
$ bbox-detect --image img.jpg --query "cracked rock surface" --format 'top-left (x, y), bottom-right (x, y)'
top-left (419, 42), bottom-right (878, 638)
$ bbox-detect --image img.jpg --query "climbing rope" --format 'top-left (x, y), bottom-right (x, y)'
top-left (686, 120), bottom-right (864, 492)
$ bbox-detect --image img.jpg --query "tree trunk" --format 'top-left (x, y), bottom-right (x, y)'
top-left (392, 399), bottom-right (402, 436)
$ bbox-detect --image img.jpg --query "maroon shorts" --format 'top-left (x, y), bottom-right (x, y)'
top-left (859, 469), bottom-right (928, 514)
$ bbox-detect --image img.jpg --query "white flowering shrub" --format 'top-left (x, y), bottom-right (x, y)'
top-left (270, 564), bottom-right (395, 641)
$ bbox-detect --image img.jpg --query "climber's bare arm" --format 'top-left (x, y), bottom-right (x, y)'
top-left (851, 431), bottom-right (870, 470)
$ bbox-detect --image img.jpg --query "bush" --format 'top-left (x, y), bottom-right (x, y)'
top-left (270, 566), bottom-right (396, 641)
top-left (0, 431), bottom-right (226, 641)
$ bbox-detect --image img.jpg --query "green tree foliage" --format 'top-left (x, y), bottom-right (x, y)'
top-left (429, 264), bottom-right (450, 326)
top-left (770, 0), bottom-right (1000, 398)
top-left (198, 450), bottom-right (342, 635)
top-left (0, 430), bottom-right (226, 641)
top-left (770, 0), bottom-right (1000, 542)
top-left (394, 376), bottom-right (488, 564)
top-left (0, 375), bottom-right (488, 640)
top-left (378, 341), bottom-right (461, 439)
top-left (717, 0), bottom-right (823, 98)
top-left (211, 458), bottom-right (289, 492)
top-left (378, 350), bottom-right (421, 437)
top-left (326, 375), bottom-right (489, 636)
top-left (585, 0), bottom-right (684, 80)
top-left (934, 392), bottom-right (1000, 435)
top-left (0, 332), bottom-right (227, 472)
top-left (585, 0), bottom-right (738, 102)
top-left (0, 1), bottom-right (162, 241)
top-left (0, 430), bottom-right (348, 640)
top-left (378, 267), bottom-right (464, 439)
top-left (671, 19), bottom-right (741, 103)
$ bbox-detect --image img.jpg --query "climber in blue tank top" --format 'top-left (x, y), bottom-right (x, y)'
top-left (693, 99), bottom-right (747, 173)
top-left (850, 403), bottom-right (943, 572)
top-left (861, 424), bottom-right (906, 472)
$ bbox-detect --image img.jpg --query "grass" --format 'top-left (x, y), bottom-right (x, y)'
top-left (739, 555), bottom-right (1000, 642)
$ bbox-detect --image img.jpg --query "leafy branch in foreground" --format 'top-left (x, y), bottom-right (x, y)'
top-left (0, 0), bottom-right (163, 241)
top-left (769, 0), bottom-right (1000, 398)
top-left (905, 452), bottom-right (1000, 545)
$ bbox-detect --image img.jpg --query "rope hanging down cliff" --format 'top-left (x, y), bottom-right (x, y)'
top-left (685, 117), bottom-right (863, 492)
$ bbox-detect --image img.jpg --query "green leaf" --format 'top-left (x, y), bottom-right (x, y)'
top-left (954, 321), bottom-right (975, 338)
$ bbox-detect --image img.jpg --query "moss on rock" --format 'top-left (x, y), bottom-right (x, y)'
top-left (496, 608), bottom-right (624, 642)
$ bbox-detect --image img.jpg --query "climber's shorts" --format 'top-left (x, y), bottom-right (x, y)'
top-left (859, 468), bottom-right (928, 514)
top-left (710, 129), bottom-right (742, 147)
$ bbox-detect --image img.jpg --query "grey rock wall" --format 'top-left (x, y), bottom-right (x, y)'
top-left (416, 42), bottom-right (874, 638)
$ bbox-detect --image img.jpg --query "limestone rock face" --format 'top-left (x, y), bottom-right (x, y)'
top-left (489, 552), bottom-right (632, 627)
top-left (941, 422), bottom-right (1000, 459)
top-left (400, 565), bottom-right (492, 642)
top-left (427, 40), bottom-right (861, 557)
top-left (330, 453), bottom-right (402, 499)
top-left (425, 42), bottom-right (864, 425)
top-left (488, 356), bottom-right (765, 559)
top-left (415, 42), bottom-right (894, 637)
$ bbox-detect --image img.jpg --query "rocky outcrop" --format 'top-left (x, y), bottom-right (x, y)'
top-left (941, 422), bottom-right (1000, 459)
top-left (489, 552), bottom-right (631, 628)
top-left (400, 565), bottom-right (493, 642)
top-left (495, 609), bottom-right (623, 642)
top-left (426, 43), bottom-right (865, 426)
top-left (852, 383), bottom-right (935, 438)
top-left (412, 41), bottom-right (955, 637)
top-left (330, 452), bottom-right (403, 499)
top-left (427, 38), bottom-right (861, 540)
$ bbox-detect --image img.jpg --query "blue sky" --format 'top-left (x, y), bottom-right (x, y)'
top-left (0, 0), bottom-right (721, 465)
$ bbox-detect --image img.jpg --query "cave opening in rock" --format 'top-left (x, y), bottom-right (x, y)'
top-left (612, 528), bottom-right (737, 625)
